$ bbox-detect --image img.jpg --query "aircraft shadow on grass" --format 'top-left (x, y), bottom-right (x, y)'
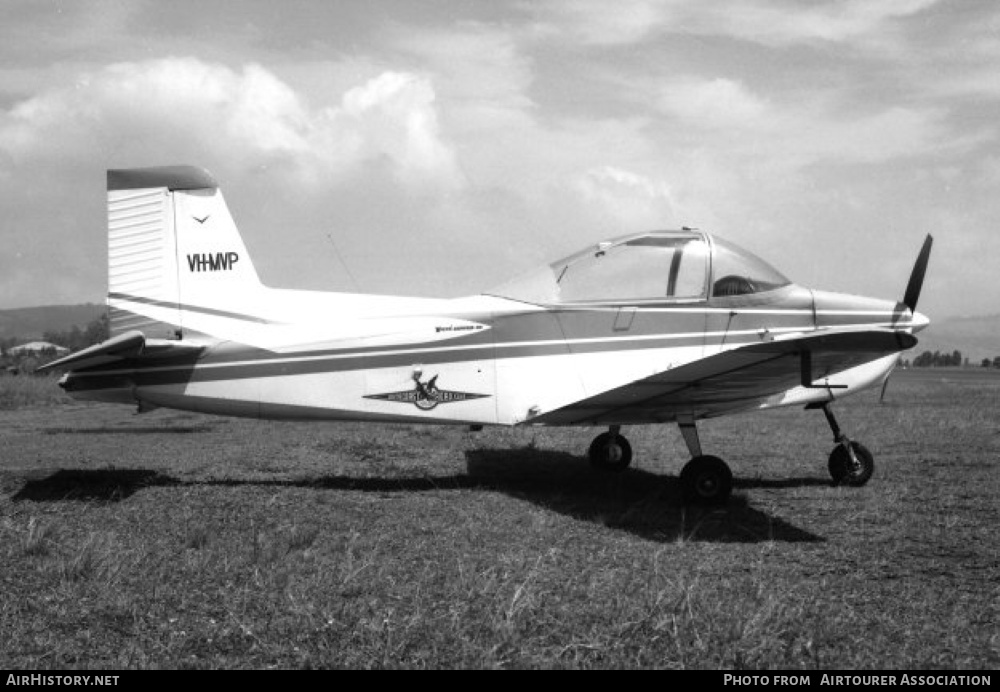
top-left (462, 448), bottom-right (824, 544)
top-left (12, 447), bottom-right (824, 544)
top-left (11, 469), bottom-right (181, 503)
top-left (43, 426), bottom-right (214, 435)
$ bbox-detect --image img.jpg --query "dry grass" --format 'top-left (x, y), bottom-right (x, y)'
top-left (0, 373), bottom-right (72, 410)
top-left (0, 369), bottom-right (997, 669)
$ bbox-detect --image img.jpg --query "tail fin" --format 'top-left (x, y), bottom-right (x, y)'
top-left (107, 166), bottom-right (263, 339)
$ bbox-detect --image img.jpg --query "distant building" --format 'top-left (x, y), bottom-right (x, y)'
top-left (6, 341), bottom-right (69, 356)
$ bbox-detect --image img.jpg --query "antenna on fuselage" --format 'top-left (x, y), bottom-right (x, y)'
top-left (325, 233), bottom-right (363, 293)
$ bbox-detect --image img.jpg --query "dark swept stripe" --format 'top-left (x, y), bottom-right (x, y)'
top-left (66, 333), bottom-right (747, 392)
top-left (64, 316), bottom-right (919, 395)
top-left (108, 292), bottom-right (273, 324)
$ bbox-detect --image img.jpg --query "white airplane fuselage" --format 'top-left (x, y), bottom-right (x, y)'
top-left (60, 283), bottom-right (924, 427)
top-left (43, 166), bottom-right (933, 503)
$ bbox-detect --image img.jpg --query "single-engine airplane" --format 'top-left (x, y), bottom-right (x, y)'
top-left (41, 166), bottom-right (932, 504)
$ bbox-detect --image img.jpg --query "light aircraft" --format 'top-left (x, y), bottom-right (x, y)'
top-left (41, 166), bottom-right (932, 505)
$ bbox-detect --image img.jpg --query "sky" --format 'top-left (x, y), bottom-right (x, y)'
top-left (1, 0), bottom-right (998, 321)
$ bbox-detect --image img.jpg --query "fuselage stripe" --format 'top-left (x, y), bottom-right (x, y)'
top-left (108, 292), bottom-right (275, 324)
top-left (81, 319), bottom-right (918, 375)
top-left (64, 319), bottom-right (920, 392)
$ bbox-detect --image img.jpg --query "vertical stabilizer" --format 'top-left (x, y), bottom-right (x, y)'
top-left (106, 166), bottom-right (262, 339)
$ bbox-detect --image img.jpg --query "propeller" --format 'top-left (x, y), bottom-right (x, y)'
top-left (903, 234), bottom-right (933, 312)
top-left (882, 234), bottom-right (933, 404)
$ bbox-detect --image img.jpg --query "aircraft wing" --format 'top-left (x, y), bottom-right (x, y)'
top-left (531, 329), bottom-right (917, 425)
top-left (35, 330), bottom-right (203, 373)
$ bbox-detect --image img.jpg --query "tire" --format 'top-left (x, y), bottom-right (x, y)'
top-left (587, 432), bottom-right (632, 472)
top-left (680, 455), bottom-right (733, 505)
top-left (828, 442), bottom-right (874, 487)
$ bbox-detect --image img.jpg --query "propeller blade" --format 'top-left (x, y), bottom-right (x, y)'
top-left (903, 234), bottom-right (933, 312)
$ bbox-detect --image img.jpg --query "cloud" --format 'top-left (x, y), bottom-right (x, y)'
top-left (390, 23), bottom-right (535, 115)
top-left (0, 0), bottom-right (146, 63)
top-left (529, 0), bottom-right (943, 48)
top-left (0, 57), bottom-right (463, 191)
top-left (335, 72), bottom-right (464, 190)
top-left (924, 65), bottom-right (1000, 102)
top-left (385, 22), bottom-right (540, 190)
top-left (0, 8), bottom-right (991, 318)
top-left (0, 57), bottom-right (468, 307)
top-left (528, 0), bottom-right (672, 46)
top-left (638, 72), bottom-right (951, 169)
top-left (698, 0), bottom-right (943, 47)
top-left (656, 77), bottom-right (770, 129)
top-left (576, 166), bottom-right (678, 228)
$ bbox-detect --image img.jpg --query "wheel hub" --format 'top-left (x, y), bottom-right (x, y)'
top-left (680, 455), bottom-right (733, 505)
top-left (695, 474), bottom-right (718, 496)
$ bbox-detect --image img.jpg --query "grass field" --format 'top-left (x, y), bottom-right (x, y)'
top-left (1, 369), bottom-right (997, 669)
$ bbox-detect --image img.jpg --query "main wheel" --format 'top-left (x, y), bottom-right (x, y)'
top-left (587, 432), bottom-right (632, 472)
top-left (828, 442), bottom-right (874, 486)
top-left (680, 455), bottom-right (733, 505)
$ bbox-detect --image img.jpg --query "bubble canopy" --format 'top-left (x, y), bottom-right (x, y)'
top-left (486, 230), bottom-right (790, 305)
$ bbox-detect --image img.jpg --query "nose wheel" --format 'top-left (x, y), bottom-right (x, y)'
top-left (828, 441), bottom-right (874, 486)
top-left (812, 403), bottom-right (875, 486)
top-left (588, 426), bottom-right (632, 472)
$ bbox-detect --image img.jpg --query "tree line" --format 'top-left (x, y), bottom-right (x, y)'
top-left (905, 350), bottom-right (1000, 369)
top-left (41, 313), bottom-right (111, 352)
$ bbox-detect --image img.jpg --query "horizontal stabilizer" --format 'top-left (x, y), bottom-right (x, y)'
top-left (36, 330), bottom-right (203, 373)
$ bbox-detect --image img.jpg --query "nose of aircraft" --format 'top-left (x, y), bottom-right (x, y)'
top-left (910, 310), bottom-right (930, 333)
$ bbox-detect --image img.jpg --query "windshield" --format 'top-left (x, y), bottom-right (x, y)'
top-left (710, 237), bottom-right (790, 297)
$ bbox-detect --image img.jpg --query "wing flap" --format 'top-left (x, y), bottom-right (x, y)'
top-left (532, 329), bottom-right (916, 425)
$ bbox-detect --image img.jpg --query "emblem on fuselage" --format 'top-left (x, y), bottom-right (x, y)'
top-left (365, 373), bottom-right (490, 411)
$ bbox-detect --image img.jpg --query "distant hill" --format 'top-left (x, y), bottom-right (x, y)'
top-left (0, 304), bottom-right (106, 341)
top-left (912, 314), bottom-right (1000, 364)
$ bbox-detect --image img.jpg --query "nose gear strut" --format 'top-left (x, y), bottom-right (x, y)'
top-left (809, 402), bottom-right (874, 486)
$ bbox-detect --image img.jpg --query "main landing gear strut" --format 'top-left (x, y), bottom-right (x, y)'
top-left (676, 416), bottom-right (733, 505)
top-left (809, 402), bottom-right (874, 486)
top-left (586, 418), bottom-right (734, 505)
